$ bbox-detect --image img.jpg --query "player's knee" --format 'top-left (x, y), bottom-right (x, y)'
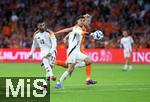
top-left (46, 67), bottom-right (51, 72)
top-left (87, 61), bottom-right (92, 65)
top-left (85, 60), bottom-right (91, 66)
top-left (67, 64), bottom-right (75, 73)
top-left (67, 67), bottom-right (74, 73)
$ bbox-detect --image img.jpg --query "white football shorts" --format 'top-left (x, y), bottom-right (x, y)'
top-left (42, 51), bottom-right (56, 68)
top-left (123, 50), bottom-right (131, 58)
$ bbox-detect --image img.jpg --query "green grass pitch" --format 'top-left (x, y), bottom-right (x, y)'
top-left (0, 63), bottom-right (150, 102)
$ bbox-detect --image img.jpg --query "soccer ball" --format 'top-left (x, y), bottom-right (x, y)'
top-left (92, 30), bottom-right (104, 40)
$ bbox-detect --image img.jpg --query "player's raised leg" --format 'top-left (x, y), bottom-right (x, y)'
top-left (84, 58), bottom-right (97, 85)
top-left (55, 60), bottom-right (67, 68)
top-left (42, 57), bottom-right (56, 82)
top-left (75, 55), bottom-right (97, 85)
top-left (55, 63), bottom-right (75, 89)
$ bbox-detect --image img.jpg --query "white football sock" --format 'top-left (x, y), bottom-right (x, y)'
top-left (45, 67), bottom-right (53, 82)
top-left (59, 71), bottom-right (69, 83)
top-left (43, 58), bottom-right (53, 76)
top-left (47, 68), bottom-right (53, 76)
top-left (75, 62), bottom-right (86, 68)
top-left (123, 64), bottom-right (128, 70)
top-left (86, 78), bottom-right (91, 81)
top-left (128, 65), bottom-right (132, 70)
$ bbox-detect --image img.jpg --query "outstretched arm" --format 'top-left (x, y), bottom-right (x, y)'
top-left (49, 31), bottom-right (57, 54)
top-left (120, 39), bottom-right (124, 49)
top-left (55, 27), bottom-right (73, 35)
top-left (63, 33), bottom-right (70, 43)
top-left (29, 35), bottom-right (37, 59)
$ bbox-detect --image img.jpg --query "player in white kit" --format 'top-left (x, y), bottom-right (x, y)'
top-left (28, 19), bottom-right (57, 86)
top-left (55, 16), bottom-right (98, 89)
top-left (120, 30), bottom-right (134, 71)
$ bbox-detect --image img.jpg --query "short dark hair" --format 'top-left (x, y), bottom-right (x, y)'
top-left (78, 15), bottom-right (85, 22)
top-left (78, 15), bottom-right (85, 19)
top-left (122, 27), bottom-right (128, 31)
top-left (37, 18), bottom-right (44, 24)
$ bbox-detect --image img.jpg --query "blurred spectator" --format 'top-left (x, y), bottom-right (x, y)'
top-left (0, 0), bottom-right (149, 49)
top-left (2, 22), bottom-right (11, 37)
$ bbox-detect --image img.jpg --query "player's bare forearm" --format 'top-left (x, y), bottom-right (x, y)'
top-left (63, 33), bottom-right (69, 43)
top-left (29, 40), bottom-right (36, 58)
top-left (120, 44), bottom-right (124, 49)
top-left (47, 29), bottom-right (55, 37)
top-left (55, 27), bottom-right (73, 35)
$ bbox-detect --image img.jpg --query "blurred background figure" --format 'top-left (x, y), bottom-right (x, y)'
top-left (0, 0), bottom-right (149, 49)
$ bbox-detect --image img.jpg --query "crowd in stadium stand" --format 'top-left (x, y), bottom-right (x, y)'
top-left (0, 0), bottom-right (149, 49)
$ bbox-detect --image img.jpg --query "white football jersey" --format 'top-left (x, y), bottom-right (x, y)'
top-left (67, 26), bottom-right (84, 55)
top-left (31, 30), bottom-right (57, 58)
top-left (121, 36), bottom-right (133, 52)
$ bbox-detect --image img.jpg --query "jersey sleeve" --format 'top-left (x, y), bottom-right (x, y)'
top-left (120, 38), bottom-right (124, 48)
top-left (130, 36), bottom-right (134, 43)
top-left (73, 26), bottom-right (82, 35)
top-left (29, 35), bottom-right (37, 55)
top-left (47, 30), bottom-right (57, 54)
top-left (120, 38), bottom-right (123, 44)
